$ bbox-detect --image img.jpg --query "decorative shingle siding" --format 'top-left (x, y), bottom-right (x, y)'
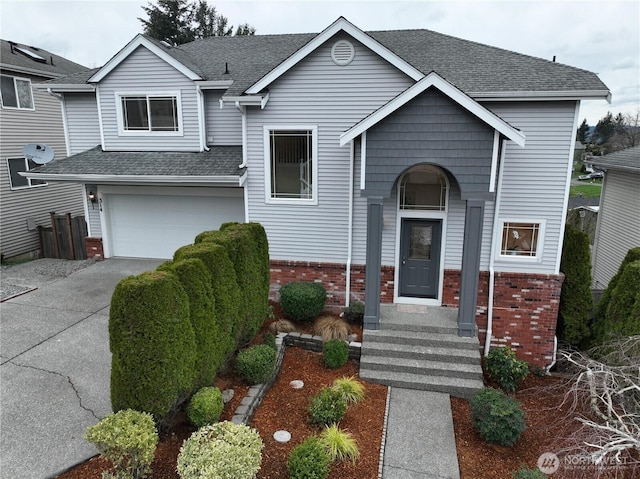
top-left (63, 92), bottom-right (101, 154)
top-left (97, 46), bottom-right (201, 151)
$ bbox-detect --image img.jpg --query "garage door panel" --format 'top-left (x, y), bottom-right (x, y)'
top-left (107, 193), bottom-right (244, 259)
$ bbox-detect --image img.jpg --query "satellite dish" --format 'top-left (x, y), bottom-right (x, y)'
top-left (22, 143), bottom-right (55, 164)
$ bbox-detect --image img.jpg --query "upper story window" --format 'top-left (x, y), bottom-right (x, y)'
top-left (0, 75), bottom-right (34, 110)
top-left (399, 165), bottom-right (447, 211)
top-left (265, 126), bottom-right (318, 204)
top-left (116, 92), bottom-right (182, 135)
top-left (6, 157), bottom-right (46, 189)
top-left (500, 221), bottom-right (543, 259)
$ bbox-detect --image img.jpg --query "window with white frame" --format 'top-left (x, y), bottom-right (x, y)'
top-left (266, 128), bottom-right (316, 201)
top-left (118, 94), bottom-right (180, 133)
top-left (500, 221), bottom-right (542, 258)
top-left (6, 158), bottom-right (46, 189)
top-left (0, 75), bottom-right (34, 110)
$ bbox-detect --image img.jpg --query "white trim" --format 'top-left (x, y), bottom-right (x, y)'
top-left (114, 91), bottom-right (184, 137)
top-left (195, 80), bottom-right (234, 89)
top-left (489, 131), bottom-right (500, 193)
top-left (495, 218), bottom-right (547, 263)
top-left (196, 85), bottom-right (207, 151)
top-left (21, 172), bottom-right (246, 186)
top-left (471, 89), bottom-right (611, 103)
top-left (341, 72), bottom-right (526, 148)
top-left (96, 85), bottom-right (106, 149)
top-left (48, 89), bottom-right (71, 158)
top-left (35, 84), bottom-right (95, 93)
top-left (7, 157), bottom-right (48, 189)
top-left (88, 35), bottom-right (202, 83)
top-left (0, 74), bottom-right (35, 110)
top-left (246, 17), bottom-right (423, 94)
top-left (555, 101), bottom-right (582, 274)
top-left (82, 184), bottom-right (92, 237)
top-left (236, 103), bottom-right (248, 167)
top-left (221, 94), bottom-right (269, 108)
top-left (346, 140), bottom-right (355, 307)
top-left (243, 181), bottom-right (250, 223)
top-left (98, 188), bottom-right (110, 257)
top-left (359, 131), bottom-right (367, 190)
top-left (263, 125), bottom-right (319, 205)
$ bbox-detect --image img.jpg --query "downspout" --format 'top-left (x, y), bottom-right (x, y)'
top-left (235, 101), bottom-right (248, 168)
top-left (196, 85), bottom-right (209, 151)
top-left (345, 139), bottom-right (355, 307)
top-left (485, 139), bottom-right (507, 357)
top-left (47, 88), bottom-right (70, 157)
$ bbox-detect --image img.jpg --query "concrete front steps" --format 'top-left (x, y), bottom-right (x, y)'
top-left (359, 304), bottom-right (484, 399)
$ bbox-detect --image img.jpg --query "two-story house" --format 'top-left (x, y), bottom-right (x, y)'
top-left (0, 39), bottom-right (87, 260)
top-left (27, 18), bottom-right (610, 369)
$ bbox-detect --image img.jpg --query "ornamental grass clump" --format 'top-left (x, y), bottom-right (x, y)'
top-left (287, 436), bottom-right (331, 479)
top-left (84, 409), bottom-right (158, 479)
top-left (485, 346), bottom-right (529, 392)
top-left (279, 281), bottom-right (327, 322)
top-left (319, 424), bottom-right (360, 464)
top-left (314, 315), bottom-right (350, 342)
top-left (331, 376), bottom-right (365, 404)
top-left (323, 339), bottom-right (349, 369)
top-left (235, 344), bottom-right (277, 385)
top-left (177, 421), bottom-right (263, 479)
top-left (309, 386), bottom-right (348, 426)
top-left (186, 387), bottom-right (224, 427)
top-left (470, 387), bottom-right (526, 447)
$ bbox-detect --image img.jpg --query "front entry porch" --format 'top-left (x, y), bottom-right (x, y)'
top-left (359, 304), bottom-right (484, 399)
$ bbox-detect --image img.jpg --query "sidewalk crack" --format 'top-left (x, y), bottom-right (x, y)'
top-left (9, 361), bottom-right (100, 420)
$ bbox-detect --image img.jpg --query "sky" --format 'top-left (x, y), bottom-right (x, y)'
top-left (1, 0), bottom-right (638, 125)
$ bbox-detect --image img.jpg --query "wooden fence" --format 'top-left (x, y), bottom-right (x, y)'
top-left (39, 212), bottom-right (87, 260)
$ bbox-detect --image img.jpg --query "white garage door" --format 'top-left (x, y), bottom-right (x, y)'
top-left (107, 193), bottom-right (244, 258)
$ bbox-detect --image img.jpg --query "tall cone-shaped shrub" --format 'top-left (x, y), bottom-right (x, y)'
top-left (595, 260), bottom-right (640, 340)
top-left (109, 271), bottom-right (196, 420)
top-left (558, 224), bottom-right (592, 346)
top-left (595, 247), bottom-right (640, 321)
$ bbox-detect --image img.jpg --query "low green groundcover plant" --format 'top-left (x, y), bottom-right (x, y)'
top-left (186, 387), bottom-right (224, 427)
top-left (235, 344), bottom-right (277, 385)
top-left (323, 339), bottom-right (349, 369)
top-left (279, 281), bottom-right (327, 322)
top-left (470, 387), bottom-right (527, 447)
top-left (485, 346), bottom-right (529, 392)
top-left (177, 421), bottom-right (263, 479)
top-left (513, 466), bottom-right (547, 479)
top-left (309, 386), bottom-right (348, 426)
top-left (84, 409), bottom-right (158, 479)
top-left (287, 436), bottom-right (331, 479)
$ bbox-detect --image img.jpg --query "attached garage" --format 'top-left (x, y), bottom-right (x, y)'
top-left (103, 187), bottom-right (244, 259)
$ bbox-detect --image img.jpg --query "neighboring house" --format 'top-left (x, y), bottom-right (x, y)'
top-left (590, 145), bottom-right (640, 292)
top-left (27, 18), bottom-right (610, 366)
top-left (0, 39), bottom-right (87, 260)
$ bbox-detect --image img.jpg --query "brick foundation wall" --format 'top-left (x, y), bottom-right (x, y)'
top-left (85, 237), bottom-right (104, 260)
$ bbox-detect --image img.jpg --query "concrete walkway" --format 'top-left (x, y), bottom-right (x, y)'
top-left (383, 388), bottom-right (460, 479)
top-left (0, 258), bottom-right (162, 479)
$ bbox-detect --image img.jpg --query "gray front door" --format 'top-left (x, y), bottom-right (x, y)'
top-left (399, 219), bottom-right (442, 298)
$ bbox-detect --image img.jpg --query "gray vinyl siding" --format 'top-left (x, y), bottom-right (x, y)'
top-left (98, 46), bottom-right (200, 151)
top-left (204, 91), bottom-right (242, 145)
top-left (63, 93), bottom-right (101, 154)
top-left (0, 72), bottom-right (84, 258)
top-left (245, 33), bottom-right (413, 262)
top-left (592, 170), bottom-right (640, 289)
top-left (487, 101), bottom-right (578, 274)
top-left (85, 184), bottom-right (102, 237)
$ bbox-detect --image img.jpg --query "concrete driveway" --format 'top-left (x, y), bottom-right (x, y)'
top-left (1, 258), bottom-right (163, 479)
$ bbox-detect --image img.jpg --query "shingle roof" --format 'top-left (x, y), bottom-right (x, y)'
top-left (591, 145), bottom-right (640, 172)
top-left (43, 23), bottom-right (608, 97)
top-left (30, 145), bottom-right (244, 177)
top-left (1, 39), bottom-right (87, 78)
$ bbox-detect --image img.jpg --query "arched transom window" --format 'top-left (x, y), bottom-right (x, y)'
top-left (399, 165), bottom-right (447, 211)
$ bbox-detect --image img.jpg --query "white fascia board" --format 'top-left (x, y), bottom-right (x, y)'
top-left (471, 89), bottom-right (612, 103)
top-left (340, 72), bottom-right (526, 147)
top-left (222, 93), bottom-right (269, 108)
top-left (245, 17), bottom-right (423, 94)
top-left (88, 35), bottom-right (202, 83)
top-left (21, 172), bottom-right (245, 186)
top-left (34, 84), bottom-right (95, 92)
top-left (195, 80), bottom-right (234, 89)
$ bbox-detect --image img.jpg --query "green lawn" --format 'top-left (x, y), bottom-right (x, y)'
top-left (570, 184), bottom-right (602, 198)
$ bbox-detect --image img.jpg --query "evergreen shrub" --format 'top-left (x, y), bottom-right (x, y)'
top-left (470, 387), bottom-right (526, 447)
top-left (262, 332), bottom-right (277, 350)
top-left (513, 466), bottom-right (547, 479)
top-left (342, 302), bottom-right (364, 325)
top-left (109, 271), bottom-right (196, 420)
top-left (84, 409), bottom-right (158, 479)
top-left (308, 387), bottom-right (348, 426)
top-left (186, 387), bottom-right (224, 427)
top-left (177, 422), bottom-right (263, 479)
top-left (323, 339), bottom-right (349, 369)
top-left (279, 281), bottom-right (326, 322)
top-left (596, 247), bottom-right (640, 321)
top-left (601, 260), bottom-right (640, 337)
top-left (287, 436), bottom-right (330, 479)
top-left (485, 346), bottom-right (529, 393)
top-left (235, 344), bottom-right (277, 385)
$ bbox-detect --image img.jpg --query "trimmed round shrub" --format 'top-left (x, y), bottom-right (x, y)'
top-left (485, 346), bottom-right (529, 393)
top-left (342, 302), bottom-right (364, 325)
top-left (177, 421), bottom-right (263, 479)
top-left (287, 436), bottom-right (330, 479)
top-left (323, 339), bottom-right (349, 369)
top-left (187, 387), bottom-right (224, 427)
top-left (235, 344), bottom-right (277, 385)
top-left (279, 281), bottom-right (327, 322)
top-left (109, 271), bottom-right (196, 421)
top-left (84, 409), bottom-right (158, 479)
top-left (308, 387), bottom-right (348, 426)
top-left (470, 387), bottom-right (526, 447)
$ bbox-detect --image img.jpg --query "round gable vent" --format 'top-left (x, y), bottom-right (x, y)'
top-left (331, 40), bottom-right (355, 66)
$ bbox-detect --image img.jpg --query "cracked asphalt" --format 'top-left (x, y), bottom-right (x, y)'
top-left (0, 258), bottom-right (163, 479)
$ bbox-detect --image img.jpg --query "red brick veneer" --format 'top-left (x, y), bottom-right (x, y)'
top-left (85, 237), bottom-right (104, 260)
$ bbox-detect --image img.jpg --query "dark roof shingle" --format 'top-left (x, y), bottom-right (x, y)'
top-left (591, 145), bottom-right (640, 172)
top-left (1, 39), bottom-right (87, 78)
